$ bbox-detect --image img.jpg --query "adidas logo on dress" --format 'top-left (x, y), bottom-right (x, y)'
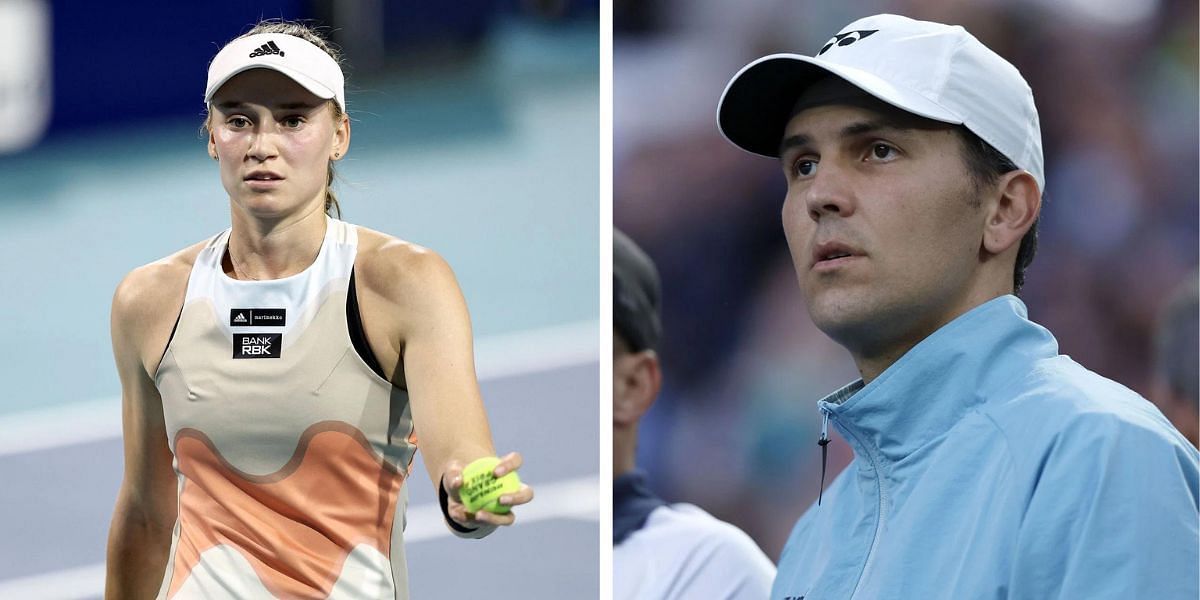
top-left (249, 41), bottom-right (285, 58)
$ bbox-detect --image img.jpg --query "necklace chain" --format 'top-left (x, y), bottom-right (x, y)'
top-left (228, 248), bottom-right (260, 281)
top-left (228, 233), bottom-right (324, 281)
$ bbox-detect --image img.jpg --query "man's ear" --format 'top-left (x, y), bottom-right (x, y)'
top-left (613, 351), bottom-right (662, 427)
top-left (982, 170), bottom-right (1040, 256)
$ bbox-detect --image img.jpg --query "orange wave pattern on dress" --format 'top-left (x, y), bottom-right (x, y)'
top-left (167, 422), bottom-right (405, 599)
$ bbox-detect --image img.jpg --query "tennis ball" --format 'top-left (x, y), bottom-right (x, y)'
top-left (459, 456), bottom-right (522, 514)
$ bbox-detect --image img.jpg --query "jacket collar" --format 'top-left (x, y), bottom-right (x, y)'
top-left (613, 470), bottom-right (666, 544)
top-left (817, 295), bottom-right (1059, 465)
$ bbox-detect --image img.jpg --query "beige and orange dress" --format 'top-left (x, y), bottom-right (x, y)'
top-left (155, 218), bottom-right (427, 599)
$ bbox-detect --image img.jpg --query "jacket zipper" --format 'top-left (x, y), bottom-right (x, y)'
top-left (817, 409), bottom-right (830, 505)
top-left (822, 408), bottom-right (889, 600)
top-left (852, 444), bottom-right (888, 600)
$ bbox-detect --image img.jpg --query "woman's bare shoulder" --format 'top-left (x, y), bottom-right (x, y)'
top-left (112, 240), bottom-right (208, 324)
top-left (353, 226), bottom-right (458, 301)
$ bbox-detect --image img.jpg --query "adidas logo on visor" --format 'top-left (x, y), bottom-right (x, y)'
top-left (248, 40), bottom-right (285, 58)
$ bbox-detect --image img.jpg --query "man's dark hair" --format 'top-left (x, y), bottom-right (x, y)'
top-left (956, 127), bottom-right (1039, 295)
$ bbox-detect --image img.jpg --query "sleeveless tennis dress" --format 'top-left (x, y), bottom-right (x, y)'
top-left (154, 218), bottom-right (418, 599)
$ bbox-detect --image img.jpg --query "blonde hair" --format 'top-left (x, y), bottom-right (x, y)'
top-left (205, 19), bottom-right (346, 218)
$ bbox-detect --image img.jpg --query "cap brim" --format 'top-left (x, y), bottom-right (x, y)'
top-left (717, 54), bottom-right (964, 158)
top-left (204, 62), bottom-right (337, 106)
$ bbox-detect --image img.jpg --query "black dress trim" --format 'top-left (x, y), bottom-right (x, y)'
top-left (347, 268), bottom-right (387, 380)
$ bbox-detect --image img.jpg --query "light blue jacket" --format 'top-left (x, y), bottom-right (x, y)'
top-left (772, 296), bottom-right (1199, 600)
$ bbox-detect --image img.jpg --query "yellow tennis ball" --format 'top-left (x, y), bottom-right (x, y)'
top-left (460, 456), bottom-right (522, 514)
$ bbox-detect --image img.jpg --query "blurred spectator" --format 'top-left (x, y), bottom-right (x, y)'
top-left (613, 229), bottom-right (775, 599)
top-left (1153, 271), bottom-right (1199, 448)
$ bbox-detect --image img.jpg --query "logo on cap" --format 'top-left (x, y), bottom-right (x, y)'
top-left (249, 40), bottom-right (285, 58)
top-left (817, 30), bottom-right (878, 56)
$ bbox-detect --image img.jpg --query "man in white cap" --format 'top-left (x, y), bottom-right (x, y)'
top-left (717, 13), bottom-right (1199, 599)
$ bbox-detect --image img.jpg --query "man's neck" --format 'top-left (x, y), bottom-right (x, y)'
top-left (855, 344), bottom-right (916, 385)
top-left (850, 289), bottom-right (1011, 384)
top-left (614, 427), bottom-right (636, 480)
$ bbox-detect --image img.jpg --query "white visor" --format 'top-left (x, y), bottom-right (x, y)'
top-left (204, 33), bottom-right (345, 111)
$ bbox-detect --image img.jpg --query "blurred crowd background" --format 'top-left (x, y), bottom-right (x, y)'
top-left (615, 0), bottom-right (1198, 559)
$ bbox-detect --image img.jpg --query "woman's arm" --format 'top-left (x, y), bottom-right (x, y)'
top-left (378, 244), bottom-right (533, 530)
top-left (104, 266), bottom-right (184, 599)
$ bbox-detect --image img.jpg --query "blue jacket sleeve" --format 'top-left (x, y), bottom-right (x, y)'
top-left (1009, 411), bottom-right (1200, 599)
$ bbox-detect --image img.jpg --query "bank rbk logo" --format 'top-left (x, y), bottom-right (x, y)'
top-left (817, 29), bottom-right (878, 55)
top-left (233, 333), bottom-right (281, 359)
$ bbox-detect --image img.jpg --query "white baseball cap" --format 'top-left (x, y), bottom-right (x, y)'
top-left (204, 33), bottom-right (345, 111)
top-left (717, 14), bottom-right (1044, 191)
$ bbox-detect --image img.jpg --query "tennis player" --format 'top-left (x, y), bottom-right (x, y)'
top-left (613, 229), bottom-right (775, 599)
top-left (717, 13), bottom-right (1199, 599)
top-left (104, 20), bottom-right (532, 599)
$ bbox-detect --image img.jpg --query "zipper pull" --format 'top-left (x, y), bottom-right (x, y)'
top-left (817, 409), bottom-right (830, 506)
